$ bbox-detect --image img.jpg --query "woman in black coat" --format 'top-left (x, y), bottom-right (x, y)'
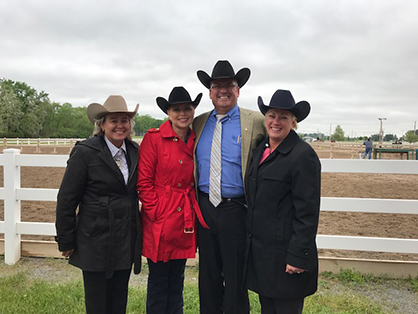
top-left (244, 90), bottom-right (321, 314)
top-left (55, 95), bottom-right (142, 314)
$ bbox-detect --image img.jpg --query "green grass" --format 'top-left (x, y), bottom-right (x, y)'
top-left (0, 273), bottom-right (85, 314)
top-left (0, 264), bottom-right (416, 314)
top-left (304, 293), bottom-right (389, 314)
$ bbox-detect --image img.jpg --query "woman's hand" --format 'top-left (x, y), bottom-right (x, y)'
top-left (285, 264), bottom-right (306, 275)
top-left (61, 249), bottom-right (74, 258)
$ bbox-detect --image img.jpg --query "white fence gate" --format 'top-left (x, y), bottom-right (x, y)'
top-left (1, 149), bottom-right (418, 276)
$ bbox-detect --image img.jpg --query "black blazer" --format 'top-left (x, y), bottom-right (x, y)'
top-left (55, 135), bottom-right (142, 277)
top-left (244, 130), bottom-right (321, 299)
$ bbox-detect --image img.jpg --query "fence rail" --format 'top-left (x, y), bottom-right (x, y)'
top-left (3, 137), bottom-right (418, 158)
top-left (1, 138), bottom-right (84, 154)
top-left (1, 149), bottom-right (418, 276)
top-left (1, 138), bottom-right (144, 154)
top-left (310, 142), bottom-right (418, 159)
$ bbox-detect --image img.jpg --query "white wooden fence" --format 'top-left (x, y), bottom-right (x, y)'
top-left (1, 149), bottom-right (418, 274)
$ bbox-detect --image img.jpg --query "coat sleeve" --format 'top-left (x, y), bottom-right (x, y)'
top-left (137, 132), bottom-right (160, 222)
top-left (55, 145), bottom-right (88, 251)
top-left (286, 145), bottom-right (321, 270)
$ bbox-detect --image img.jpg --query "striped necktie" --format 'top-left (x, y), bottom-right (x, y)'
top-left (209, 114), bottom-right (226, 207)
top-left (114, 149), bottom-right (124, 170)
top-left (114, 149), bottom-right (129, 184)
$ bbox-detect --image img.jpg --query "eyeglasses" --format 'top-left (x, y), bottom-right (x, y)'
top-left (210, 83), bottom-right (238, 91)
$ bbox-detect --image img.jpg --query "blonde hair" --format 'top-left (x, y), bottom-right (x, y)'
top-left (293, 119), bottom-right (298, 130)
top-left (265, 109), bottom-right (298, 130)
top-left (92, 115), bottom-right (136, 140)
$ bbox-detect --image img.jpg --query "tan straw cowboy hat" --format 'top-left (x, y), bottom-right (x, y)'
top-left (87, 95), bottom-right (139, 124)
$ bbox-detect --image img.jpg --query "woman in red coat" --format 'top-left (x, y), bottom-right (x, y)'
top-left (137, 86), bottom-right (209, 314)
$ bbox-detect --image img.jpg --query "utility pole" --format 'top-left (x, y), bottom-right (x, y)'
top-left (378, 118), bottom-right (386, 143)
top-left (329, 124), bottom-right (332, 141)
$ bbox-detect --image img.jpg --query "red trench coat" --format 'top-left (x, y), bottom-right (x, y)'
top-left (137, 120), bottom-right (208, 263)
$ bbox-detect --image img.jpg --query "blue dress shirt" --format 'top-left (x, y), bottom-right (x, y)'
top-left (196, 104), bottom-right (244, 198)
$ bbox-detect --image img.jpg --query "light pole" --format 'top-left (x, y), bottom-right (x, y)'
top-left (378, 118), bottom-right (386, 143)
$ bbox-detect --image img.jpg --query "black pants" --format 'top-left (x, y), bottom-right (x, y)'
top-left (82, 269), bottom-right (131, 314)
top-left (197, 191), bottom-right (249, 314)
top-left (146, 258), bottom-right (186, 314)
top-left (259, 296), bottom-right (304, 314)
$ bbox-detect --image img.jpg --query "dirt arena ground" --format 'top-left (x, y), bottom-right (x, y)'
top-left (1, 146), bottom-right (417, 261)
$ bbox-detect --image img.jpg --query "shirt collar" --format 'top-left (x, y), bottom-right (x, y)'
top-left (211, 104), bottom-right (239, 120)
top-left (104, 136), bottom-right (127, 157)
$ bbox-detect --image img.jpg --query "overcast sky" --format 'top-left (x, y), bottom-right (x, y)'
top-left (1, 0), bottom-right (417, 137)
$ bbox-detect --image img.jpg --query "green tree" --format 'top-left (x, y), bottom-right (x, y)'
top-left (332, 125), bottom-right (345, 141)
top-left (370, 134), bottom-right (379, 142)
top-left (383, 134), bottom-right (396, 142)
top-left (71, 107), bottom-right (93, 138)
top-left (0, 78), bottom-right (50, 137)
top-left (403, 130), bottom-right (418, 143)
top-left (134, 114), bottom-right (165, 135)
top-left (0, 83), bottom-right (24, 136)
top-left (45, 103), bottom-right (91, 138)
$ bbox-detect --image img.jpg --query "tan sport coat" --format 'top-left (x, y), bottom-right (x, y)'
top-left (192, 106), bottom-right (266, 193)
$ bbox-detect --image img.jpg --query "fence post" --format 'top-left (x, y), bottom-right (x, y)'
top-left (3, 149), bottom-right (22, 265)
top-left (53, 140), bottom-right (57, 154)
top-left (35, 138), bottom-right (41, 153)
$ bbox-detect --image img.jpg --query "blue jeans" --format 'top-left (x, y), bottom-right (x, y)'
top-left (364, 148), bottom-right (372, 159)
top-left (146, 258), bottom-right (186, 314)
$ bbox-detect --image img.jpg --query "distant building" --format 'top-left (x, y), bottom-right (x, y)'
top-left (303, 136), bottom-right (314, 143)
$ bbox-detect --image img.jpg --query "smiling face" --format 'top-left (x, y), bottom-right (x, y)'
top-left (265, 109), bottom-right (296, 148)
top-left (101, 112), bottom-right (131, 147)
top-left (209, 78), bottom-right (240, 114)
top-left (167, 103), bottom-right (195, 134)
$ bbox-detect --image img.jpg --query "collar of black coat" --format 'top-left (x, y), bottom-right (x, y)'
top-left (76, 135), bottom-right (138, 152)
top-left (264, 129), bottom-right (300, 156)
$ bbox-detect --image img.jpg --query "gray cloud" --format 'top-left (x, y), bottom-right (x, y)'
top-left (1, 0), bottom-right (417, 137)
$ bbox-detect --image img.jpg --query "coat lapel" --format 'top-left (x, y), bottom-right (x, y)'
top-left (97, 137), bottom-right (130, 186)
top-left (126, 140), bottom-right (139, 186)
top-left (192, 111), bottom-right (211, 153)
top-left (99, 148), bottom-right (126, 186)
top-left (192, 111), bottom-right (211, 185)
top-left (239, 107), bottom-right (254, 181)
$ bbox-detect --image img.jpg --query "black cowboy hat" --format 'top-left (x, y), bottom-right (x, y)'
top-left (258, 89), bottom-right (311, 122)
top-left (197, 60), bottom-right (251, 89)
top-left (156, 86), bottom-right (202, 114)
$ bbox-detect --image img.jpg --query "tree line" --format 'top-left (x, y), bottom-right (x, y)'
top-left (306, 124), bottom-right (418, 143)
top-left (1, 78), bottom-right (417, 142)
top-left (0, 79), bottom-right (165, 138)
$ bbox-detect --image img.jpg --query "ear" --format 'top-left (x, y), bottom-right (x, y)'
top-left (291, 115), bottom-right (297, 126)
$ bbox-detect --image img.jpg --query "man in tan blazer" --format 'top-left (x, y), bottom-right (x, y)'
top-left (193, 60), bottom-right (265, 314)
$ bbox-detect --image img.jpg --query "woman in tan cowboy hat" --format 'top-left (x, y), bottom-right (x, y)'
top-left (55, 95), bottom-right (142, 314)
top-left (137, 87), bottom-right (209, 314)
